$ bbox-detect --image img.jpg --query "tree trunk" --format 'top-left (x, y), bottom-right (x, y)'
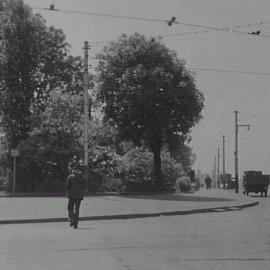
top-left (153, 142), bottom-right (162, 190)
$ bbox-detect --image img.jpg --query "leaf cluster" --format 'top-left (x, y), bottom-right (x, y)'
top-left (96, 33), bottom-right (204, 148)
top-left (0, 0), bottom-right (84, 147)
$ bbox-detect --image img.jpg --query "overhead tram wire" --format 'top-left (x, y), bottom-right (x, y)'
top-left (102, 20), bottom-right (270, 46)
top-left (0, 70), bottom-right (85, 81)
top-left (32, 6), bottom-right (270, 39)
top-left (4, 7), bottom-right (270, 81)
top-left (2, 65), bottom-right (270, 82)
top-left (72, 20), bottom-right (270, 48)
top-left (190, 67), bottom-right (270, 76)
top-left (172, 21), bottom-right (270, 39)
top-left (156, 0), bottom-right (183, 38)
top-left (32, 6), bottom-right (169, 24)
top-left (163, 21), bottom-right (270, 38)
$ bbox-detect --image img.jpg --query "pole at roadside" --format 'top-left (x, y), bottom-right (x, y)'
top-left (235, 111), bottom-right (239, 193)
top-left (83, 41), bottom-right (90, 191)
top-left (217, 147), bottom-right (220, 188)
top-left (222, 135), bottom-right (226, 189)
top-left (234, 111), bottom-right (251, 194)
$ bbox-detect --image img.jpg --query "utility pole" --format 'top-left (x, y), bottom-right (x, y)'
top-left (222, 135), bottom-right (226, 189)
top-left (214, 156), bottom-right (217, 188)
top-left (83, 41), bottom-right (90, 191)
top-left (217, 147), bottom-right (220, 188)
top-left (234, 111), bottom-right (251, 193)
top-left (235, 111), bottom-right (238, 193)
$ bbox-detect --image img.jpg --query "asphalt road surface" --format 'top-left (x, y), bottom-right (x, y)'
top-left (0, 195), bottom-right (269, 270)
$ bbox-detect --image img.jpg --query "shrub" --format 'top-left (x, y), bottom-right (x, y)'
top-left (119, 147), bottom-right (179, 192)
top-left (176, 176), bottom-right (192, 192)
top-left (16, 130), bottom-right (82, 192)
top-left (88, 146), bottom-right (120, 174)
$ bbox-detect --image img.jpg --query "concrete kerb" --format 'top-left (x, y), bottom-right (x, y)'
top-left (0, 200), bottom-right (259, 225)
top-left (0, 191), bottom-right (163, 198)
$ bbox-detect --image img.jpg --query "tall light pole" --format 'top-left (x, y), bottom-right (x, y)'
top-left (222, 135), bottom-right (226, 189)
top-left (234, 111), bottom-right (251, 193)
top-left (214, 156), bottom-right (217, 188)
top-left (217, 147), bottom-right (220, 188)
top-left (83, 41), bottom-right (90, 190)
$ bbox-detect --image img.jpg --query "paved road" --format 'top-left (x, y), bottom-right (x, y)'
top-left (0, 195), bottom-right (268, 270)
top-left (0, 189), bottom-right (257, 222)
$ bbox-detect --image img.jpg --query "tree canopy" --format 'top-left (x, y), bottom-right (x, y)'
top-left (0, 0), bottom-right (86, 192)
top-left (170, 142), bottom-right (196, 174)
top-left (97, 33), bottom-right (204, 187)
top-left (0, 0), bottom-right (83, 148)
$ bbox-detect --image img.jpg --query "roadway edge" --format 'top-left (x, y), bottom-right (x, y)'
top-left (0, 200), bottom-right (259, 225)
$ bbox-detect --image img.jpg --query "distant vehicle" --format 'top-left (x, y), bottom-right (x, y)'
top-left (243, 171), bottom-right (269, 197)
top-left (221, 174), bottom-right (235, 190)
top-left (226, 179), bottom-right (236, 190)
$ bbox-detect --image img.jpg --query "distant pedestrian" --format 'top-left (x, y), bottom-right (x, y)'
top-left (66, 166), bottom-right (86, 229)
top-left (205, 175), bottom-right (212, 189)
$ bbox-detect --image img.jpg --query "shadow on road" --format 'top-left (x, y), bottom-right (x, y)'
top-left (76, 227), bottom-right (94, 230)
top-left (248, 195), bottom-right (269, 198)
top-left (121, 194), bottom-right (234, 202)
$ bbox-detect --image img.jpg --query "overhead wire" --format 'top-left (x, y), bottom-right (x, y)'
top-left (2, 65), bottom-right (270, 83)
top-left (1, 6), bottom-right (270, 81)
top-left (82, 23), bottom-right (270, 48)
top-left (156, 0), bottom-right (183, 38)
top-left (163, 22), bottom-right (268, 38)
top-left (32, 6), bottom-right (270, 39)
top-left (189, 67), bottom-right (270, 76)
top-left (79, 21), bottom-right (270, 47)
top-left (0, 69), bottom-right (84, 81)
top-left (32, 7), bottom-right (169, 24)
top-left (172, 21), bottom-right (270, 38)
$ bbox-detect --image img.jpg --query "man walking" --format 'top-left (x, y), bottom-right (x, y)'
top-left (205, 175), bottom-right (212, 189)
top-left (66, 166), bottom-right (86, 229)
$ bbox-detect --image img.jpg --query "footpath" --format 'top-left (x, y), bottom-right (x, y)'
top-left (0, 188), bottom-right (258, 225)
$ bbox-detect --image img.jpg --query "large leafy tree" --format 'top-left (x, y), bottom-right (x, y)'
top-left (31, 88), bottom-right (84, 137)
top-left (16, 88), bottom-right (84, 192)
top-left (97, 33), bottom-right (204, 188)
top-left (0, 0), bottom-right (83, 148)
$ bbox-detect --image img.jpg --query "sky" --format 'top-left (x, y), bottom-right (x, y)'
top-left (23, 0), bottom-right (270, 177)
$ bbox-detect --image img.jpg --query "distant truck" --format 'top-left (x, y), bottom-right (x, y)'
top-left (243, 171), bottom-right (269, 197)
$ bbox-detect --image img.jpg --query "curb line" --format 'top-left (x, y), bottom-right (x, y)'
top-left (0, 201), bottom-right (259, 225)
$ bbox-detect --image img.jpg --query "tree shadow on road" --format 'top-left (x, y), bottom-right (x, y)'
top-left (121, 194), bottom-right (234, 202)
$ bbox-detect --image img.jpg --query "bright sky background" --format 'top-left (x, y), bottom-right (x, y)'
top-left (23, 0), bottom-right (270, 177)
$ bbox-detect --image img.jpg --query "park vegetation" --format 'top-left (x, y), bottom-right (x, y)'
top-left (0, 0), bottom-right (204, 193)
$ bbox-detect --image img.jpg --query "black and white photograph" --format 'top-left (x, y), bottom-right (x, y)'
top-left (0, 1), bottom-right (270, 269)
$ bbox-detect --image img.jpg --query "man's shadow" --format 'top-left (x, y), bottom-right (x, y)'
top-left (76, 227), bottom-right (94, 230)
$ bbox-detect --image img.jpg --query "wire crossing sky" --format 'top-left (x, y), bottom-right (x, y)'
top-left (32, 6), bottom-right (270, 39)
top-left (22, 0), bottom-right (270, 177)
